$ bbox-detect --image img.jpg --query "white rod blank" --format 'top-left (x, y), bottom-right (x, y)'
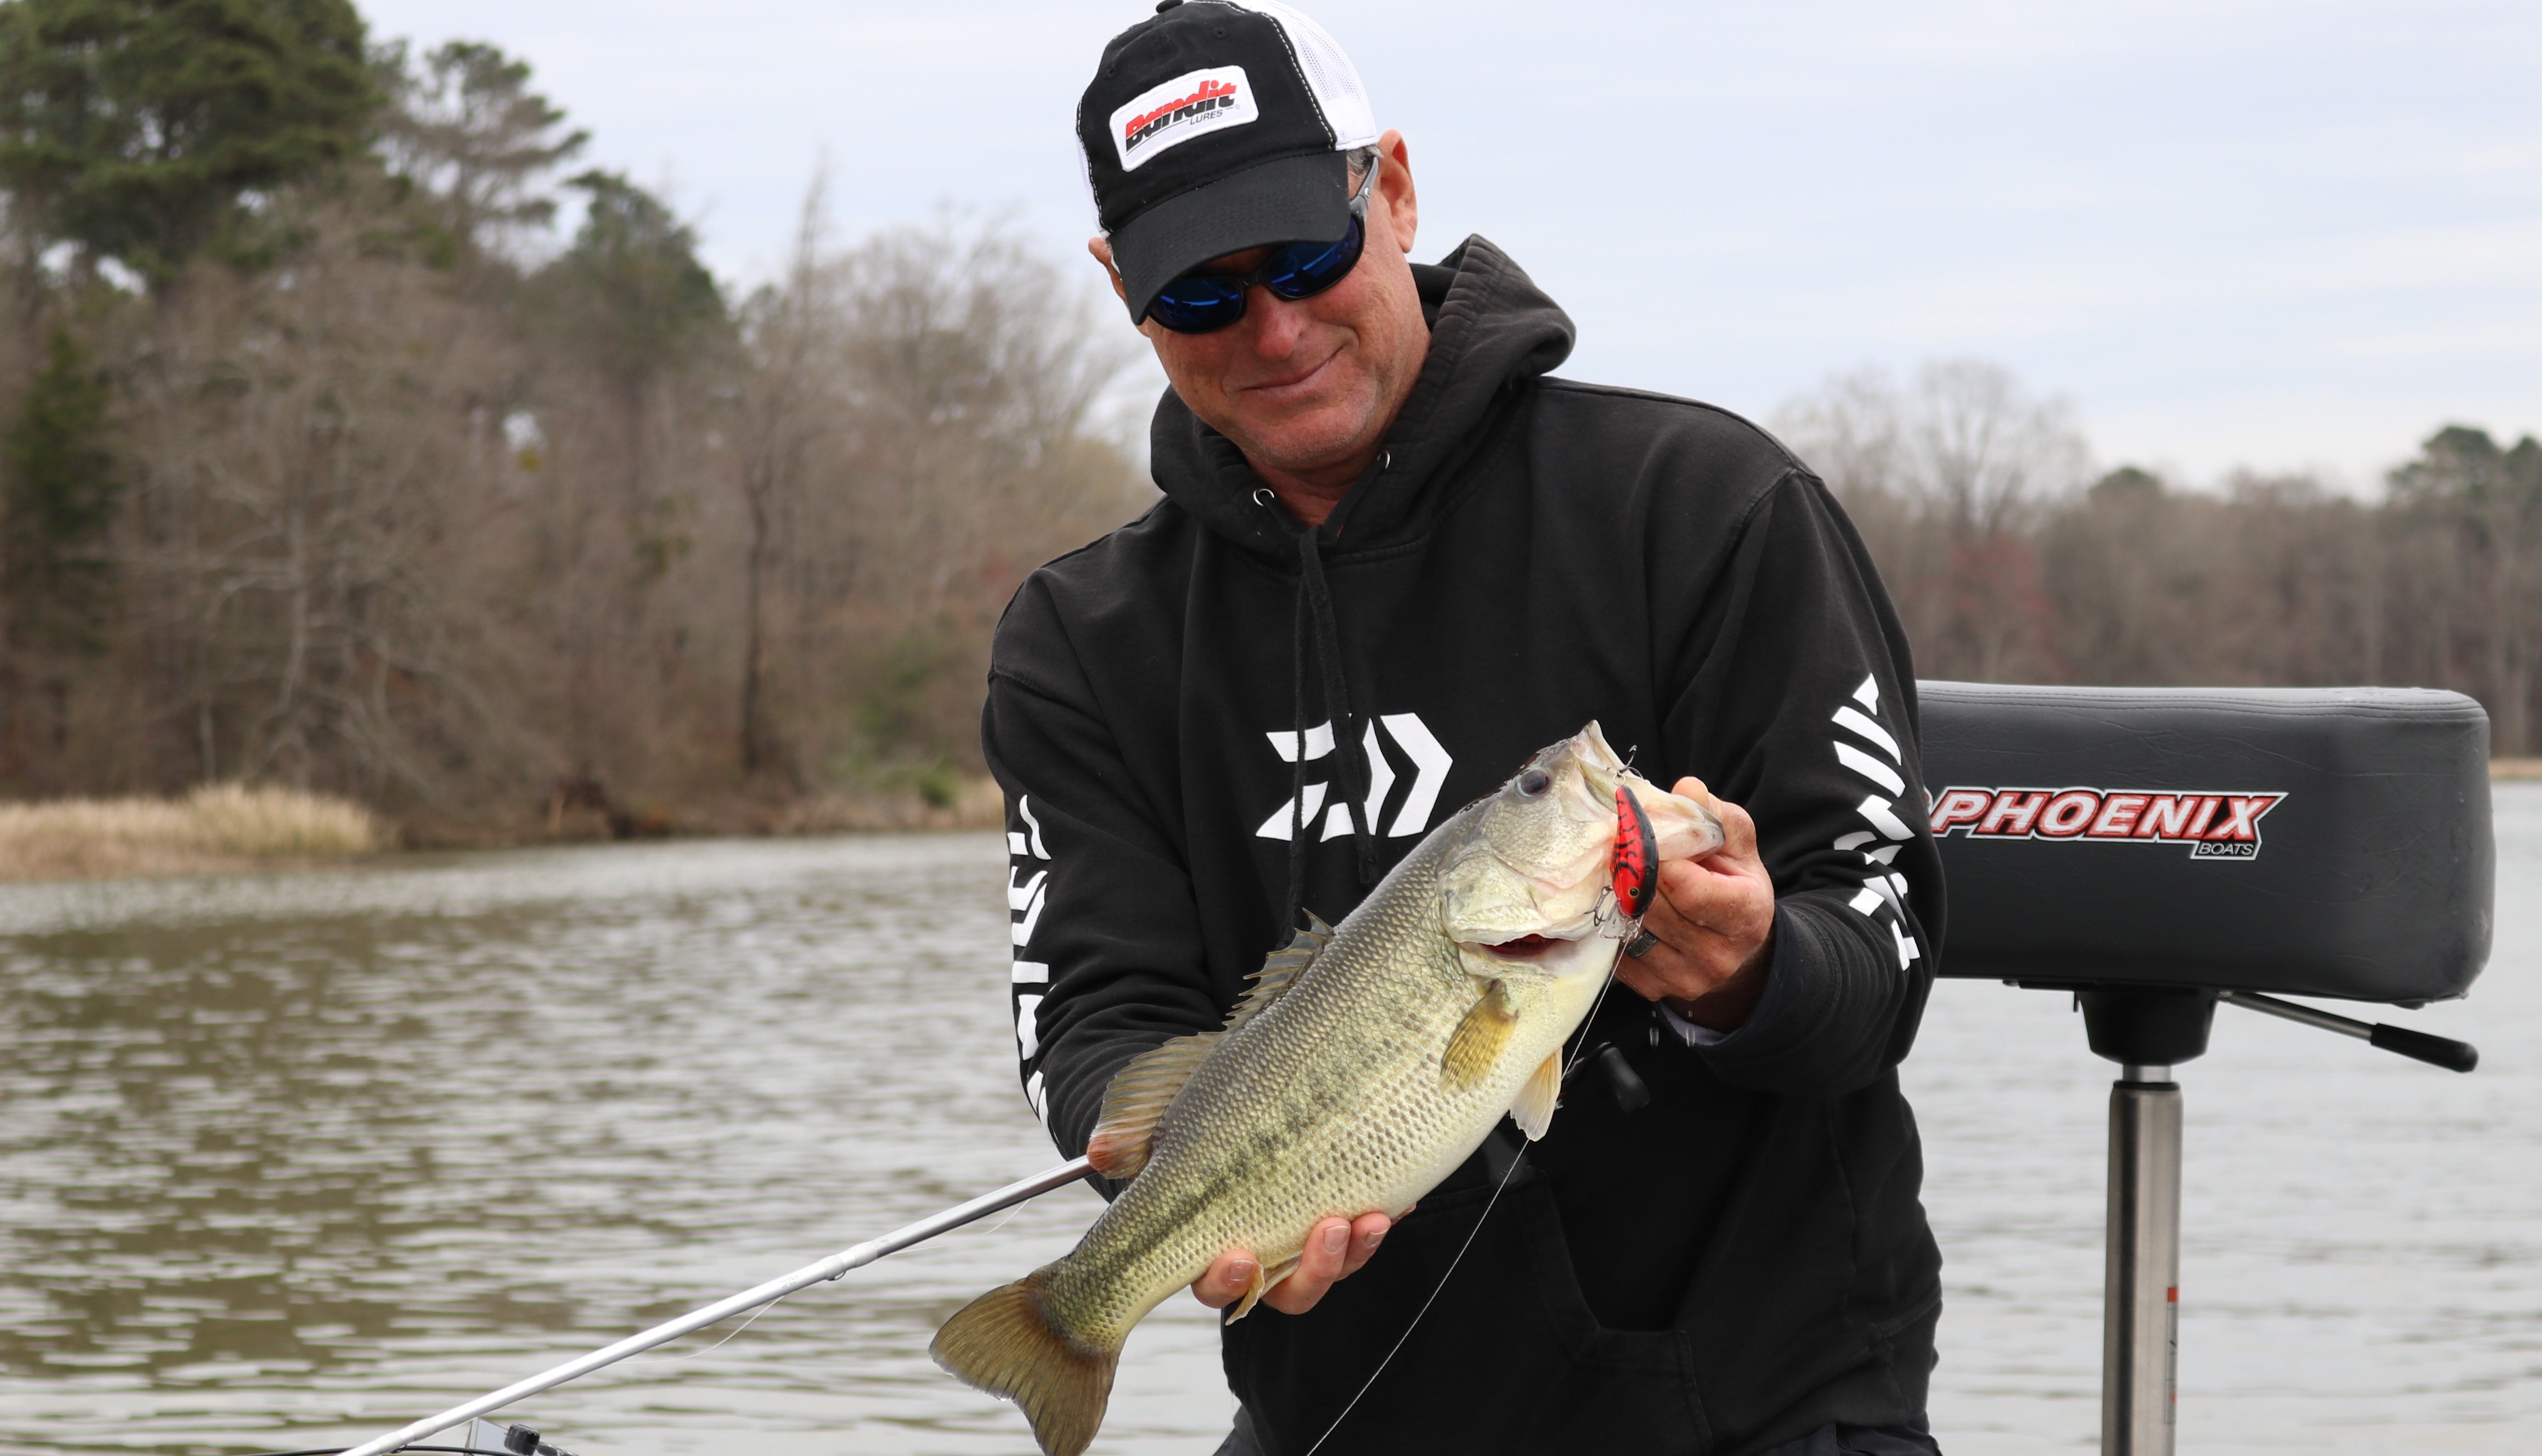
top-left (337, 1157), bottom-right (1094, 1456)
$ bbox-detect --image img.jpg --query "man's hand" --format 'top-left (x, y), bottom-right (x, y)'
top-left (1190, 1210), bottom-right (1397, 1315)
top-left (1614, 778), bottom-right (1776, 1032)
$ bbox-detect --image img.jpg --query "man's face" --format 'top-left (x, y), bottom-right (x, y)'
top-left (1093, 131), bottom-right (1426, 488)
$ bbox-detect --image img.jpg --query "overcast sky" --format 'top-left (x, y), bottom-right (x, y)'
top-left (362, 0), bottom-right (2542, 488)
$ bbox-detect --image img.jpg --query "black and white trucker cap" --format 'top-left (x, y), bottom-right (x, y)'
top-left (1076, 0), bottom-right (1379, 323)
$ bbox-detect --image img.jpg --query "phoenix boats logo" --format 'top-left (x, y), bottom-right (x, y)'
top-left (1110, 66), bottom-right (1258, 170)
top-left (1929, 786), bottom-right (2287, 861)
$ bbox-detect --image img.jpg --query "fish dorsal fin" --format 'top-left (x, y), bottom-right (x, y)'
top-left (1084, 918), bottom-right (1333, 1181)
top-left (1228, 912), bottom-right (1330, 1034)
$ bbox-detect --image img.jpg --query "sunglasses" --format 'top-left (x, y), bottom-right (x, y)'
top-left (1145, 155), bottom-right (1379, 336)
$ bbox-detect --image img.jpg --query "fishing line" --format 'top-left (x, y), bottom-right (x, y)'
top-left (1296, 1137), bottom-right (1527, 1456)
top-left (1298, 961), bottom-right (1629, 1456)
top-left (974, 1201), bottom-right (1033, 1237)
top-left (659, 1286), bottom-right (789, 1360)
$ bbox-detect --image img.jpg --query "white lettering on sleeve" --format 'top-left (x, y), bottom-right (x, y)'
top-left (1856, 795), bottom-right (1915, 841)
top-left (1010, 880), bottom-right (1047, 945)
top-left (1832, 704), bottom-right (1902, 762)
top-left (1015, 994), bottom-right (1044, 1060)
top-left (1006, 867), bottom-right (1046, 911)
top-left (1836, 741), bottom-right (1908, 797)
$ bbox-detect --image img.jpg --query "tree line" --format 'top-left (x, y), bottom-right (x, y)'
top-left (0, 0), bottom-right (1148, 836)
top-left (0, 1), bottom-right (2529, 841)
top-left (1773, 364), bottom-right (2542, 757)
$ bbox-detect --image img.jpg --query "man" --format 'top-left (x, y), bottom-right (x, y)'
top-left (986, 3), bottom-right (1946, 1452)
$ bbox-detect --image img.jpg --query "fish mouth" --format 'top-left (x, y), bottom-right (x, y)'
top-left (1565, 721), bottom-right (1632, 798)
top-left (1463, 911), bottom-right (1603, 964)
top-left (1564, 720), bottom-right (1727, 862)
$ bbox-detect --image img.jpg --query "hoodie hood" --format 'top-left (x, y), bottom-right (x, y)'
top-left (1147, 234), bottom-right (1577, 566)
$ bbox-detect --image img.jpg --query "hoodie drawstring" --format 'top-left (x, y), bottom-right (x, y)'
top-left (1280, 518), bottom-right (1378, 936)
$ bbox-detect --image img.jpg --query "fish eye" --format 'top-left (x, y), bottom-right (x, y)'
top-left (1517, 769), bottom-right (1551, 797)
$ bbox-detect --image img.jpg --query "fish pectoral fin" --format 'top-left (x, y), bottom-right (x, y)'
top-left (1441, 979), bottom-right (1519, 1090)
top-left (1509, 1050), bottom-right (1562, 1141)
top-left (1225, 1255), bottom-right (1302, 1325)
top-left (1088, 1030), bottom-right (1223, 1180)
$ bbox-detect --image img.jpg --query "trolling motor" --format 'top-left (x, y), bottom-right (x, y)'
top-left (1920, 682), bottom-right (2493, 1456)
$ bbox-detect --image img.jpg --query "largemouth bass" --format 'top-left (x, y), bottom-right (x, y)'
top-left (932, 723), bottom-right (1725, 1456)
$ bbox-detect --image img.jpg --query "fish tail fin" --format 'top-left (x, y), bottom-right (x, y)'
top-left (930, 1267), bottom-right (1118, 1456)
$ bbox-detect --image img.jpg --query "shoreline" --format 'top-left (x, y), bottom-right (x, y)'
top-left (8, 769), bottom-right (2534, 883)
top-left (0, 780), bottom-right (1003, 884)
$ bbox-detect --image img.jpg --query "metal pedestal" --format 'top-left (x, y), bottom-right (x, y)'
top-left (2102, 1065), bottom-right (2182, 1456)
top-left (2076, 989), bottom-right (2212, 1456)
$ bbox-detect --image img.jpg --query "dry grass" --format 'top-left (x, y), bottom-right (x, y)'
top-left (2493, 758), bottom-right (2542, 781)
top-left (768, 775), bottom-right (1006, 834)
top-left (0, 784), bottom-right (386, 881)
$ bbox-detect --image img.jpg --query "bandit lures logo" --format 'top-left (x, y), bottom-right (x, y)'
top-left (1928, 787), bottom-right (2287, 861)
top-left (1110, 66), bottom-right (1259, 170)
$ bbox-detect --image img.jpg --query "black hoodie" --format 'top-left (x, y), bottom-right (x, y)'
top-left (983, 237), bottom-right (1945, 1456)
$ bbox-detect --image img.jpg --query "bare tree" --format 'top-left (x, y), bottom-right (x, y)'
top-left (1776, 360), bottom-right (2087, 680)
top-left (731, 174), bottom-right (835, 781)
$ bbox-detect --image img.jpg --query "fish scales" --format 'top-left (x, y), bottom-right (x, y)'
top-left (1048, 805), bottom-right (1556, 1341)
top-left (931, 723), bottom-right (1725, 1456)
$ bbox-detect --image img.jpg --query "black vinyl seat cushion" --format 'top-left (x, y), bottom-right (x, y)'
top-left (1916, 682), bottom-right (2492, 1003)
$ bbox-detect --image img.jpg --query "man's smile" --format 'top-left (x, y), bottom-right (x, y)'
top-left (1237, 340), bottom-right (1347, 402)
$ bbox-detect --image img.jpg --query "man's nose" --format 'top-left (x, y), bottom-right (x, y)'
top-left (1238, 285), bottom-right (1312, 359)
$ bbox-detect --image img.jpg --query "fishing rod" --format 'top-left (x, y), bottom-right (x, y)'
top-left (334, 1156), bottom-right (1095, 1456)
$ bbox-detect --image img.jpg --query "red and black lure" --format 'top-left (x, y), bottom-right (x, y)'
top-left (1612, 785), bottom-right (1659, 920)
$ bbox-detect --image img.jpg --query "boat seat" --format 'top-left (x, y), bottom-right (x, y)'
top-left (1915, 682), bottom-right (2491, 1004)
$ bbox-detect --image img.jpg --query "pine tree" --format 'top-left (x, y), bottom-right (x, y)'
top-left (376, 38), bottom-right (586, 262)
top-left (0, 322), bottom-right (118, 653)
top-left (545, 170), bottom-right (727, 396)
top-left (0, 0), bottom-right (377, 286)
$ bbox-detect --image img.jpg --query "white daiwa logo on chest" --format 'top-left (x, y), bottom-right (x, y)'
top-left (1110, 65), bottom-right (1259, 171)
top-left (1256, 713), bottom-right (1453, 842)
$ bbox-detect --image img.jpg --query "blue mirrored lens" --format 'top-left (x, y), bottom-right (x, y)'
top-left (1147, 275), bottom-right (1247, 333)
top-left (1146, 211), bottom-right (1368, 334)
top-left (1263, 215), bottom-right (1365, 299)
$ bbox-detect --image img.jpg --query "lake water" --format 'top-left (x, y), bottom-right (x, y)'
top-left (1, 791), bottom-right (2534, 1455)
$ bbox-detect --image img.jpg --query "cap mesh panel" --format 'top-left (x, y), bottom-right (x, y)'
top-left (1240, 1), bottom-right (1378, 148)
